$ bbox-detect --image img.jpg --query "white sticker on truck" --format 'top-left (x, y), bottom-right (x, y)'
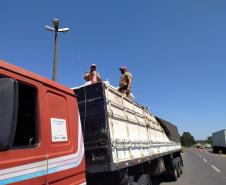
top-left (51, 118), bottom-right (68, 142)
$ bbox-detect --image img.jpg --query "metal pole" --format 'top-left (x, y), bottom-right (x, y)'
top-left (45, 18), bottom-right (69, 82)
top-left (52, 31), bottom-right (58, 81)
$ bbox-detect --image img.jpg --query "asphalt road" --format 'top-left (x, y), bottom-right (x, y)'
top-left (152, 149), bottom-right (226, 185)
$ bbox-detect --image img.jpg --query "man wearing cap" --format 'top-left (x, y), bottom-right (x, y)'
top-left (118, 66), bottom-right (133, 98)
top-left (84, 64), bottom-right (102, 84)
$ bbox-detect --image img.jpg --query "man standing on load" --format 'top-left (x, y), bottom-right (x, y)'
top-left (118, 66), bottom-right (133, 98)
top-left (84, 64), bottom-right (102, 84)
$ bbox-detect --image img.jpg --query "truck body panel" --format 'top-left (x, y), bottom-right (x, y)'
top-left (74, 82), bottom-right (181, 174)
top-left (0, 60), bottom-right (86, 185)
top-left (212, 130), bottom-right (226, 148)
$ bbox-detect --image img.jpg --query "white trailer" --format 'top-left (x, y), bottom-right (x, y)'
top-left (212, 129), bottom-right (226, 153)
top-left (74, 82), bottom-right (183, 185)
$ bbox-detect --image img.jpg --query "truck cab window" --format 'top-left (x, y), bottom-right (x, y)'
top-left (13, 82), bottom-right (38, 148)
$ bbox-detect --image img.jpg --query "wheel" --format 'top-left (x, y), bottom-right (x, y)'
top-left (107, 171), bottom-right (129, 185)
top-left (137, 174), bottom-right (151, 185)
top-left (164, 157), bottom-right (179, 181)
top-left (119, 174), bottom-right (129, 185)
top-left (175, 158), bottom-right (180, 177)
top-left (172, 167), bottom-right (178, 181)
top-left (170, 159), bottom-right (178, 181)
top-left (130, 183), bottom-right (138, 185)
top-left (213, 146), bottom-right (219, 153)
top-left (114, 171), bottom-right (129, 185)
top-left (179, 158), bottom-right (183, 175)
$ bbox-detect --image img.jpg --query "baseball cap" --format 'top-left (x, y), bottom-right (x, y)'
top-left (119, 66), bottom-right (127, 71)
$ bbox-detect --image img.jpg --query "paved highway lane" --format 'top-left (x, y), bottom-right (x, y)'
top-left (153, 149), bottom-right (226, 185)
top-left (193, 149), bottom-right (226, 177)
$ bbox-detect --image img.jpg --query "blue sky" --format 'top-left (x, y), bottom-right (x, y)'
top-left (1, 0), bottom-right (226, 140)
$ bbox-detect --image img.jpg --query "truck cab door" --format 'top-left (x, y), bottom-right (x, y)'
top-left (44, 89), bottom-right (85, 184)
top-left (0, 75), bottom-right (47, 185)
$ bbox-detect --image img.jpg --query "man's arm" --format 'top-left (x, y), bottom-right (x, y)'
top-left (97, 72), bottom-right (102, 82)
top-left (84, 72), bottom-right (90, 81)
top-left (126, 75), bottom-right (132, 91)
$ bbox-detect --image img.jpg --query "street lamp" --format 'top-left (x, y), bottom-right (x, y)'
top-left (45, 18), bottom-right (70, 82)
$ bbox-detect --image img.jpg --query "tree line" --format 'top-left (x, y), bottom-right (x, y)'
top-left (180, 132), bottom-right (212, 147)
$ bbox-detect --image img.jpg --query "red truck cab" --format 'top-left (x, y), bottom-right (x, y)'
top-left (0, 60), bottom-right (86, 185)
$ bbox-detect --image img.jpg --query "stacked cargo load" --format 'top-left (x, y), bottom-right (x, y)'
top-left (73, 82), bottom-right (181, 174)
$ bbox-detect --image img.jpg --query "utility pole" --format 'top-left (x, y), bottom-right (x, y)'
top-left (45, 18), bottom-right (70, 81)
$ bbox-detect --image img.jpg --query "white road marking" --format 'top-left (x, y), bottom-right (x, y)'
top-left (193, 152), bottom-right (200, 157)
top-left (211, 165), bottom-right (221, 173)
top-left (193, 151), bottom-right (203, 159)
top-left (203, 158), bottom-right (207, 162)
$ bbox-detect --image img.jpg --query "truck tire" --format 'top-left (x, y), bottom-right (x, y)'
top-left (137, 174), bottom-right (151, 185)
top-left (107, 171), bottom-right (129, 185)
top-left (175, 158), bottom-right (180, 177)
top-left (170, 159), bottom-right (178, 181)
top-left (179, 158), bottom-right (183, 175)
top-left (119, 174), bottom-right (129, 185)
top-left (130, 183), bottom-right (138, 185)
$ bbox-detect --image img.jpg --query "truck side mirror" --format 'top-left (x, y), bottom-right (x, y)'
top-left (0, 78), bottom-right (18, 151)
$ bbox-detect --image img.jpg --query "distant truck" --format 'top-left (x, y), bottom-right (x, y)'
top-left (204, 144), bottom-right (211, 149)
top-left (212, 130), bottom-right (226, 154)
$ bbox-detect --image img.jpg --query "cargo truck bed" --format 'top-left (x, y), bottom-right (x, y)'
top-left (73, 82), bottom-right (181, 174)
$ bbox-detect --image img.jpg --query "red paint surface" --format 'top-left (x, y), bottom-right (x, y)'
top-left (0, 60), bottom-right (86, 185)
